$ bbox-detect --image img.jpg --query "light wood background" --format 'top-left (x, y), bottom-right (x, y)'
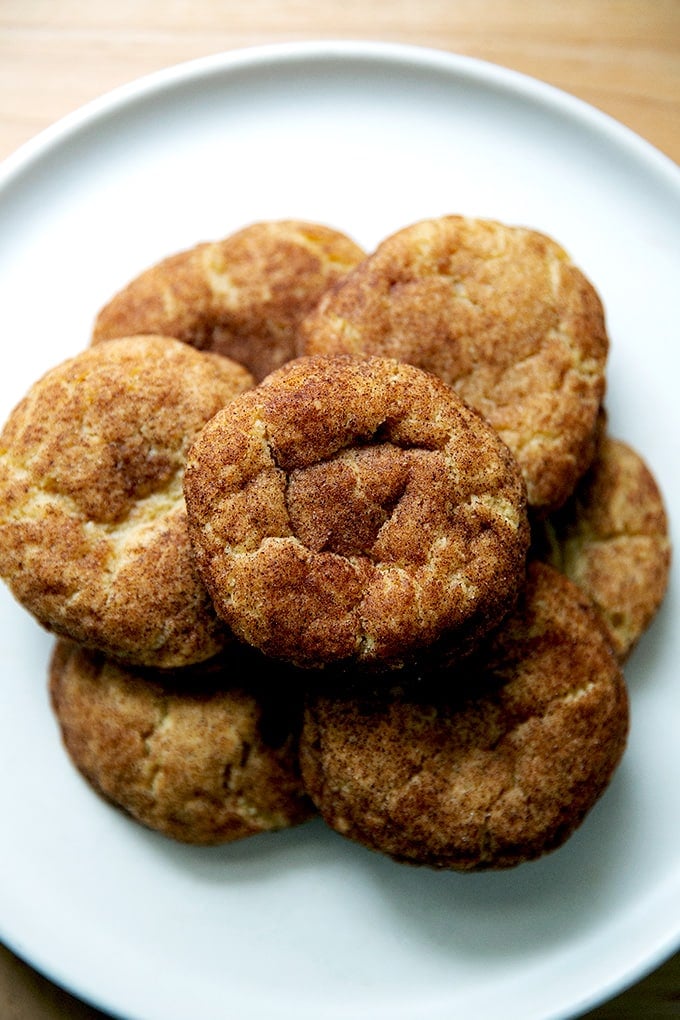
top-left (0, 2), bottom-right (678, 1018)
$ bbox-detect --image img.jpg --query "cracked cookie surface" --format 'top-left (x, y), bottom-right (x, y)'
top-left (49, 639), bottom-right (314, 844)
top-left (0, 335), bottom-right (254, 667)
top-left (183, 354), bottom-right (530, 670)
top-left (534, 434), bottom-right (671, 660)
top-left (299, 562), bottom-right (629, 870)
top-left (299, 215), bottom-right (608, 514)
top-left (92, 219), bottom-right (366, 382)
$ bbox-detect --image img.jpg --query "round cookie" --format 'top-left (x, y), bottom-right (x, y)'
top-left (49, 640), bottom-right (314, 845)
top-left (299, 215), bottom-right (609, 514)
top-left (0, 335), bottom-right (254, 668)
top-left (534, 434), bottom-right (671, 660)
top-left (184, 353), bottom-right (530, 671)
top-left (92, 219), bottom-right (366, 382)
top-left (299, 561), bottom-right (629, 871)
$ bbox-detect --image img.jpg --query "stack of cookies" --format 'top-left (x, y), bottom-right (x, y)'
top-left (0, 216), bottom-right (670, 870)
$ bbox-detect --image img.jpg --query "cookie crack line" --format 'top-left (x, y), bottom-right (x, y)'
top-left (225, 515), bottom-right (493, 585)
top-left (489, 333), bottom-right (602, 398)
top-left (1, 447), bottom-right (185, 530)
top-left (237, 441), bottom-right (521, 562)
top-left (222, 740), bottom-right (253, 794)
top-left (143, 697), bottom-right (171, 801)
top-left (267, 428), bottom-right (448, 475)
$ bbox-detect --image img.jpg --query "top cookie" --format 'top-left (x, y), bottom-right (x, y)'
top-left (92, 219), bottom-right (366, 382)
top-left (0, 335), bottom-right (254, 668)
top-left (183, 353), bottom-right (530, 671)
top-left (299, 215), bottom-right (608, 514)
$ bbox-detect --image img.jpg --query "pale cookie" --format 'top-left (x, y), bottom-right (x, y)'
top-left (535, 434), bottom-right (671, 660)
top-left (184, 354), bottom-right (530, 670)
top-left (299, 562), bottom-right (629, 871)
top-left (49, 640), bottom-right (314, 845)
top-left (92, 219), bottom-right (366, 381)
top-left (0, 336), bottom-right (254, 668)
top-left (299, 215), bottom-right (608, 514)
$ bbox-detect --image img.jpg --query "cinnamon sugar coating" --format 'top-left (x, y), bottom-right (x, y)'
top-left (299, 562), bottom-right (629, 871)
top-left (0, 336), bottom-right (254, 667)
top-left (92, 220), bottom-right (365, 381)
top-left (184, 354), bottom-right (530, 670)
top-left (49, 640), bottom-right (313, 844)
top-left (299, 215), bottom-right (608, 514)
top-left (535, 434), bottom-right (671, 660)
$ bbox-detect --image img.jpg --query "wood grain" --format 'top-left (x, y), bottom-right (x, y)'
top-left (1, 0), bottom-right (678, 163)
top-left (0, 2), bottom-right (677, 1018)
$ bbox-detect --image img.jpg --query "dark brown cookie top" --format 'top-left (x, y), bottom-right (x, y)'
top-left (183, 354), bottom-right (530, 670)
top-left (49, 639), bottom-right (314, 845)
top-left (299, 215), bottom-right (608, 514)
top-left (299, 562), bottom-right (629, 870)
top-left (0, 335), bottom-right (254, 667)
top-left (535, 434), bottom-right (671, 660)
top-left (92, 219), bottom-right (366, 381)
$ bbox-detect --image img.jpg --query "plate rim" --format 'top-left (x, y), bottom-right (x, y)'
top-left (1, 39), bottom-right (678, 190)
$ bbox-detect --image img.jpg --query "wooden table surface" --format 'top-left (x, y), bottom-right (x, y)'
top-left (0, 2), bottom-right (678, 1018)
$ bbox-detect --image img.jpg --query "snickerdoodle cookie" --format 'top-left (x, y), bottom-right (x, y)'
top-left (0, 335), bottom-right (253, 668)
top-left (183, 354), bottom-right (530, 671)
top-left (299, 562), bottom-right (629, 871)
top-left (49, 640), bottom-right (313, 844)
top-left (535, 434), bottom-right (671, 660)
top-left (92, 220), bottom-right (366, 381)
top-left (299, 215), bottom-right (609, 514)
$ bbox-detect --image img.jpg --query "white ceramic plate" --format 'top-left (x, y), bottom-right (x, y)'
top-left (0, 41), bottom-right (677, 1020)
